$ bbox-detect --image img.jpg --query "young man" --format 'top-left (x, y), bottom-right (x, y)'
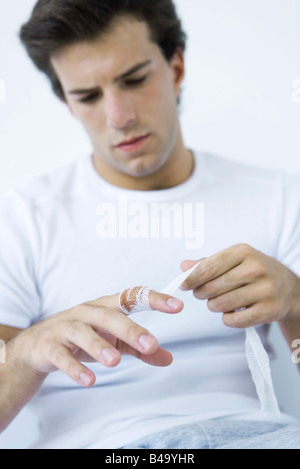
top-left (0, 0), bottom-right (299, 449)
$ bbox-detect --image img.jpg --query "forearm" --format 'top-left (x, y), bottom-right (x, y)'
top-left (0, 335), bottom-right (47, 433)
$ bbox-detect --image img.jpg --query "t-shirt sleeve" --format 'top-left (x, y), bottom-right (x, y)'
top-left (276, 172), bottom-right (300, 277)
top-left (0, 191), bottom-right (41, 329)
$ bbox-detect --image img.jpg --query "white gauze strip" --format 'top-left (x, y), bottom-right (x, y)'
top-left (161, 262), bottom-right (280, 415)
top-left (245, 326), bottom-right (280, 414)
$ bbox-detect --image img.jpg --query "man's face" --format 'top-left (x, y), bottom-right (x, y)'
top-left (51, 16), bottom-right (185, 184)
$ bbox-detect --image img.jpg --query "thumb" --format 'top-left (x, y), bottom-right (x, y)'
top-left (180, 258), bottom-right (205, 272)
top-left (148, 290), bottom-right (184, 314)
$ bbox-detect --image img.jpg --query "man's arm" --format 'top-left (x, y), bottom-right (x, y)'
top-left (0, 291), bottom-right (183, 433)
top-left (0, 326), bottom-right (47, 433)
top-left (0, 333), bottom-right (47, 433)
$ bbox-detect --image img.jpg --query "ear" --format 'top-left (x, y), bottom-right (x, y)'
top-left (169, 47), bottom-right (185, 98)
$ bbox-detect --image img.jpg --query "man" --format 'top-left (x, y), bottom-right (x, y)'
top-left (0, 0), bottom-right (299, 449)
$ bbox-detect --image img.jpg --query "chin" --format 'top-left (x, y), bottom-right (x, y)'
top-left (127, 152), bottom-right (168, 177)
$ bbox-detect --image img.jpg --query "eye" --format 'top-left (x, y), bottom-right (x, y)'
top-left (125, 76), bottom-right (147, 86)
top-left (79, 92), bottom-right (100, 104)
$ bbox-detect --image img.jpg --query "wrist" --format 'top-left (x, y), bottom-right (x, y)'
top-left (0, 331), bottom-right (47, 433)
top-left (7, 330), bottom-right (48, 386)
top-left (288, 274), bottom-right (300, 320)
top-left (279, 274), bottom-right (300, 329)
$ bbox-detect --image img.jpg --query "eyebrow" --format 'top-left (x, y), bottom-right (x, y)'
top-left (68, 60), bottom-right (152, 95)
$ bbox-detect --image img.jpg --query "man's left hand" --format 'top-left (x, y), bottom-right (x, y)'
top-left (180, 244), bottom-right (300, 328)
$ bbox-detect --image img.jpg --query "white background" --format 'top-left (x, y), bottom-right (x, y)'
top-left (0, 0), bottom-right (299, 449)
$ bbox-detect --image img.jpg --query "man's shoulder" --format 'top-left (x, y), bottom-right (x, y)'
top-left (196, 152), bottom-right (300, 214)
top-left (199, 151), bottom-right (283, 186)
top-left (3, 154), bottom-right (89, 209)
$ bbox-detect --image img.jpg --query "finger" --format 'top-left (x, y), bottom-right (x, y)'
top-left (139, 347), bottom-right (173, 367)
top-left (47, 344), bottom-right (96, 387)
top-left (207, 283), bottom-right (267, 314)
top-left (180, 244), bottom-right (250, 291)
top-left (63, 321), bottom-right (121, 367)
top-left (180, 259), bottom-right (205, 272)
top-left (223, 302), bottom-right (272, 329)
top-left (84, 307), bottom-right (161, 356)
top-left (194, 263), bottom-right (249, 300)
top-left (118, 342), bottom-right (173, 367)
top-left (148, 290), bottom-right (184, 313)
top-left (98, 290), bottom-right (184, 315)
top-left (65, 316), bottom-right (173, 368)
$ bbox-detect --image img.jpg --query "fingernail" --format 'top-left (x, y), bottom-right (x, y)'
top-left (167, 298), bottom-right (183, 309)
top-left (102, 348), bottom-right (119, 365)
top-left (139, 334), bottom-right (156, 351)
top-left (80, 372), bottom-right (92, 386)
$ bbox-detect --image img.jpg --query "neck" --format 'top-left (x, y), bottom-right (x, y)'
top-left (93, 137), bottom-right (195, 191)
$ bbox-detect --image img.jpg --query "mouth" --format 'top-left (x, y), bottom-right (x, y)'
top-left (114, 134), bottom-right (150, 152)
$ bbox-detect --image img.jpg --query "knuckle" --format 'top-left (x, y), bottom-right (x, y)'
top-left (183, 262), bottom-right (214, 290)
top-left (96, 295), bottom-right (112, 307)
top-left (48, 345), bottom-right (66, 366)
top-left (97, 307), bottom-right (113, 327)
top-left (65, 360), bottom-right (79, 378)
top-left (67, 320), bottom-right (89, 342)
top-left (249, 261), bottom-right (267, 279)
top-left (262, 300), bottom-right (278, 322)
top-left (237, 243), bottom-right (252, 255)
top-left (116, 340), bottom-right (134, 357)
top-left (245, 306), bottom-right (261, 326)
top-left (69, 304), bottom-right (81, 317)
top-left (264, 279), bottom-right (276, 299)
top-left (208, 293), bottom-right (235, 313)
top-left (222, 313), bottom-right (234, 327)
top-left (37, 327), bottom-right (52, 346)
top-left (223, 312), bottom-right (244, 328)
top-left (194, 282), bottom-right (213, 300)
top-left (68, 320), bottom-right (85, 335)
top-left (70, 303), bottom-right (91, 318)
top-left (199, 262), bottom-right (215, 282)
top-left (224, 306), bottom-right (252, 328)
top-left (222, 296), bottom-right (231, 312)
top-left (202, 281), bottom-right (215, 298)
top-left (193, 288), bottom-right (203, 300)
top-left (207, 297), bottom-right (221, 312)
top-left (126, 323), bottom-right (144, 342)
top-left (91, 341), bottom-right (105, 358)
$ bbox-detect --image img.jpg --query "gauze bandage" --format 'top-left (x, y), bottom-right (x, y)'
top-left (245, 326), bottom-right (280, 414)
top-left (119, 286), bottom-right (152, 315)
top-left (161, 262), bottom-right (281, 416)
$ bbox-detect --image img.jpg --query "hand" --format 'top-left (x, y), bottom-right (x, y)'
top-left (180, 244), bottom-right (300, 329)
top-left (19, 291), bottom-right (184, 387)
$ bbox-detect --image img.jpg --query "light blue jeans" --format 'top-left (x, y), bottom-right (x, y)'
top-left (122, 420), bottom-right (300, 449)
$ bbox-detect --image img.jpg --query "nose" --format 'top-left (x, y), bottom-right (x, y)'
top-left (105, 91), bottom-right (137, 130)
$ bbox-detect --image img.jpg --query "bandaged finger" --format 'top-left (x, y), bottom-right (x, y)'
top-left (119, 286), bottom-right (153, 315)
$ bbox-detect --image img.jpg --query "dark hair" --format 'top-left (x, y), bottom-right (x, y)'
top-left (20, 0), bottom-right (187, 100)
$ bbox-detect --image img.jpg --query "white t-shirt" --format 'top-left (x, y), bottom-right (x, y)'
top-left (0, 151), bottom-right (299, 449)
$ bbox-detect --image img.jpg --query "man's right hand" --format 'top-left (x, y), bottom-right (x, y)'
top-left (16, 291), bottom-right (184, 387)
